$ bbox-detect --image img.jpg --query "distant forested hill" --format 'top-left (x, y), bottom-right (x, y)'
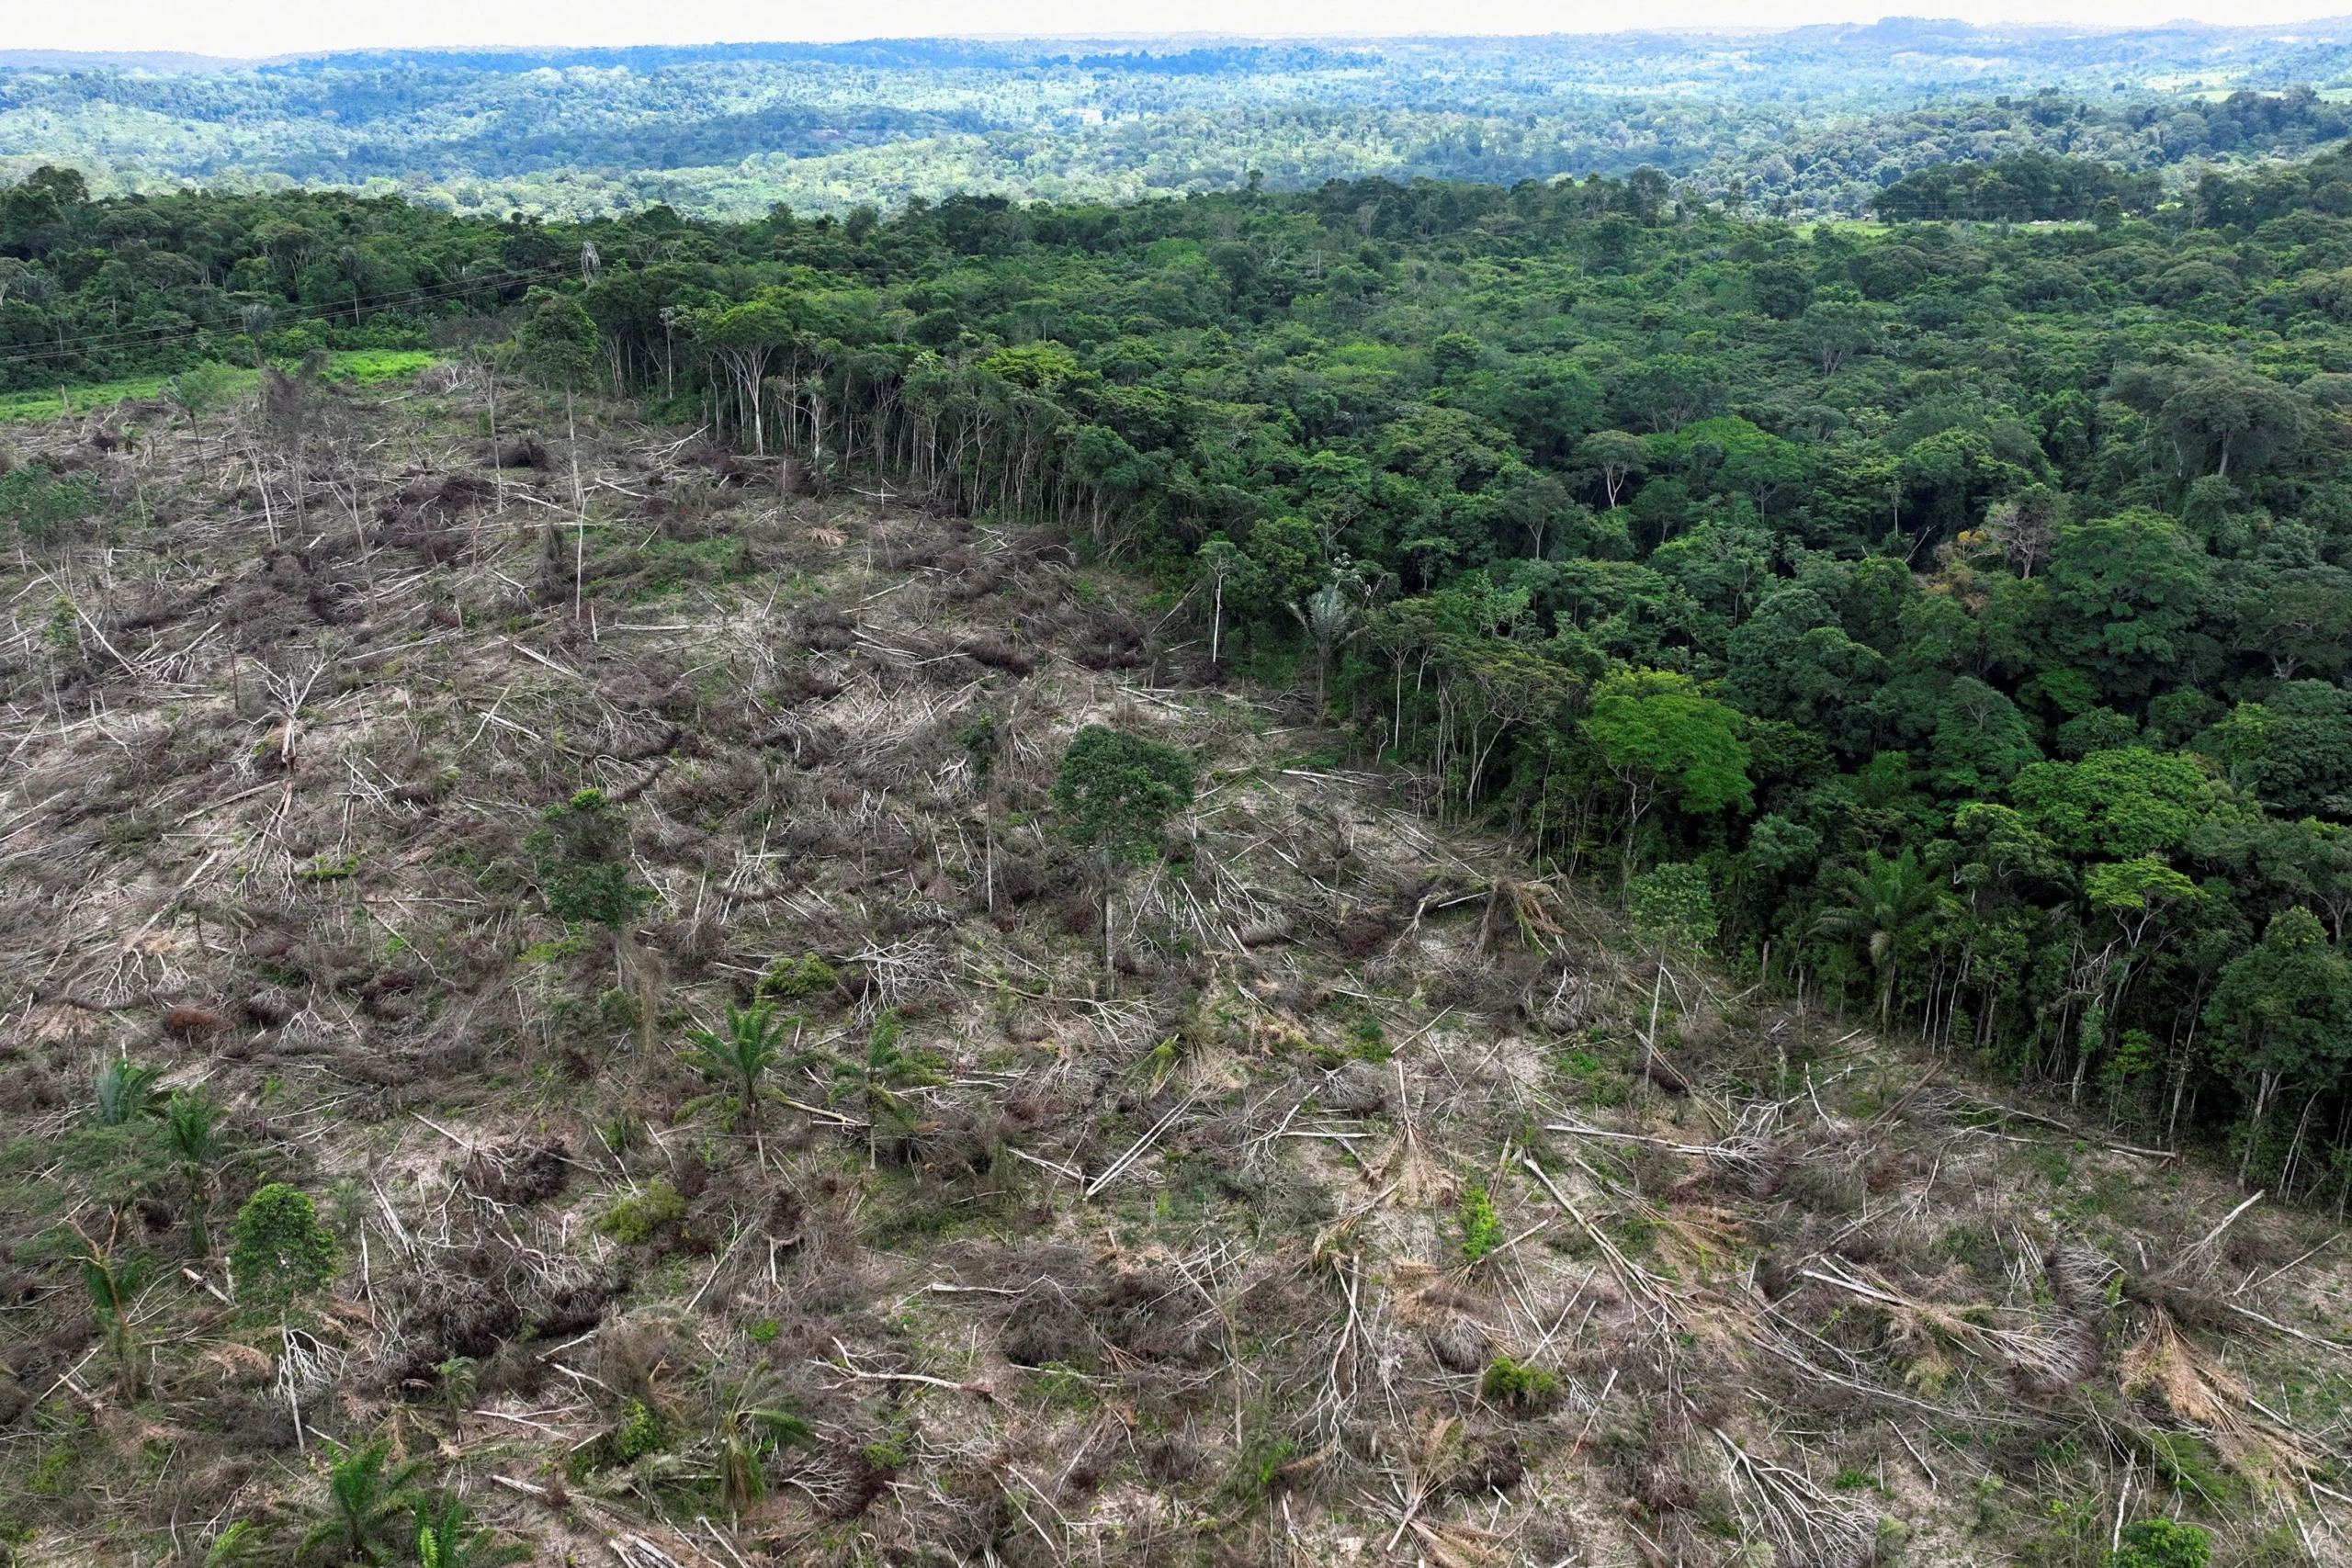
top-left (1, 22), bottom-right (2351, 218)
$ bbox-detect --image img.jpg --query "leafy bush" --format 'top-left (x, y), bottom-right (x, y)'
top-left (1626, 862), bottom-right (1719, 949)
top-left (0, 463), bottom-right (100, 546)
top-left (227, 1184), bottom-right (339, 1305)
top-left (1458, 1183), bottom-right (1503, 1262)
top-left (610, 1398), bottom-right (669, 1464)
top-left (2111, 1519), bottom-right (2210, 1568)
top-left (1480, 1356), bottom-right (1559, 1410)
top-left (527, 789), bottom-right (656, 930)
top-left (594, 1178), bottom-right (685, 1245)
top-left (761, 952), bottom-right (839, 998)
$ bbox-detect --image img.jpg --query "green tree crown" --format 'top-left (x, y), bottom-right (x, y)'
top-left (228, 1184), bottom-right (339, 1306)
top-left (1050, 726), bottom-right (1195, 866)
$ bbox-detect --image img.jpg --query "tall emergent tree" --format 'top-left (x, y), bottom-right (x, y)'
top-left (527, 786), bottom-right (660, 1010)
top-left (1051, 726), bottom-right (1194, 977)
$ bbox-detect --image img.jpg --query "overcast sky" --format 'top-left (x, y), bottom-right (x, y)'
top-left (17, 0), bottom-right (2352, 60)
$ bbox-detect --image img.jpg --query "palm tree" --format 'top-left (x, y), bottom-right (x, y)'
top-left (1812, 849), bottom-right (1951, 1030)
top-left (335, 245), bottom-right (368, 326)
top-left (92, 1057), bottom-right (164, 1125)
top-left (712, 1366), bottom-right (814, 1520)
top-left (683, 1000), bottom-right (790, 1156)
top-left (1287, 571), bottom-right (1363, 714)
top-left (413, 1495), bottom-right (530, 1568)
top-left (833, 1010), bottom-right (940, 1168)
top-left (201, 1521), bottom-right (267, 1567)
top-left (300, 1438), bottom-right (426, 1565)
top-left (163, 1089), bottom-right (229, 1256)
top-left (78, 1237), bottom-right (146, 1400)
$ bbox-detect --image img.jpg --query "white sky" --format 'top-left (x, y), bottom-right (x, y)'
top-left (18, 0), bottom-right (2352, 60)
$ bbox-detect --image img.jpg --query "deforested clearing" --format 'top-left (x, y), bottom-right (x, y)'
top-left (1, 361), bottom-right (2348, 1568)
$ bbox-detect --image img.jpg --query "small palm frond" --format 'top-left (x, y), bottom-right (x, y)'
top-left (414, 1494), bottom-right (531, 1568)
top-left (201, 1520), bottom-right (267, 1568)
top-left (92, 1058), bottom-right (164, 1125)
top-left (164, 1088), bottom-right (226, 1163)
top-left (713, 1366), bottom-right (815, 1513)
top-left (302, 1438), bottom-right (428, 1563)
top-left (684, 1000), bottom-right (786, 1089)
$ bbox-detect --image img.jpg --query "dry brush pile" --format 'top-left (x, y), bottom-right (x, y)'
top-left (2, 366), bottom-right (2352, 1568)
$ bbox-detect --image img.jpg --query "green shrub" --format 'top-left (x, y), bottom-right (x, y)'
top-left (1220, 1433), bottom-right (1297, 1499)
top-left (1309, 1018), bottom-right (1392, 1069)
top-left (2110, 1519), bottom-right (2209, 1568)
top-left (610, 1399), bottom-right (668, 1464)
top-left (527, 788), bottom-right (656, 930)
top-left (1458, 1183), bottom-right (1503, 1263)
top-left (1479, 1356), bottom-right (1558, 1410)
top-left (0, 463), bottom-right (101, 547)
top-left (1626, 861), bottom-right (1719, 949)
top-left (762, 952), bottom-right (839, 998)
top-left (1312, 1014), bottom-right (1393, 1069)
top-left (594, 1178), bottom-right (685, 1245)
top-left (597, 987), bottom-right (640, 1028)
top-left (227, 1184), bottom-right (339, 1305)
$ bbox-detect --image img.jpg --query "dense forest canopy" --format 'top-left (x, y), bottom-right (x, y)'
top-left (4, 23), bottom-right (2352, 218)
top-left (16, 126), bottom-right (2352, 1192)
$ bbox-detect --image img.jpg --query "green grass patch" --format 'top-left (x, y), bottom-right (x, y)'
top-left (614, 535), bottom-right (760, 600)
top-left (329, 349), bottom-right (437, 383)
top-left (0, 352), bottom-right (436, 423)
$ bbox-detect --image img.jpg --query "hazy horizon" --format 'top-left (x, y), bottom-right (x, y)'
top-left (18, 5), bottom-right (2352, 61)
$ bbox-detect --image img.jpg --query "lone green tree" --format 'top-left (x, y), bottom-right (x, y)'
top-left (165, 361), bottom-right (243, 462)
top-left (1051, 726), bottom-right (1194, 976)
top-left (515, 286), bottom-right (604, 615)
top-left (228, 1184), bottom-right (339, 1307)
top-left (528, 786), bottom-right (659, 1010)
top-left (956, 711), bottom-right (1005, 912)
top-left (75, 1223), bottom-right (147, 1399)
top-left (1195, 534), bottom-right (1253, 665)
